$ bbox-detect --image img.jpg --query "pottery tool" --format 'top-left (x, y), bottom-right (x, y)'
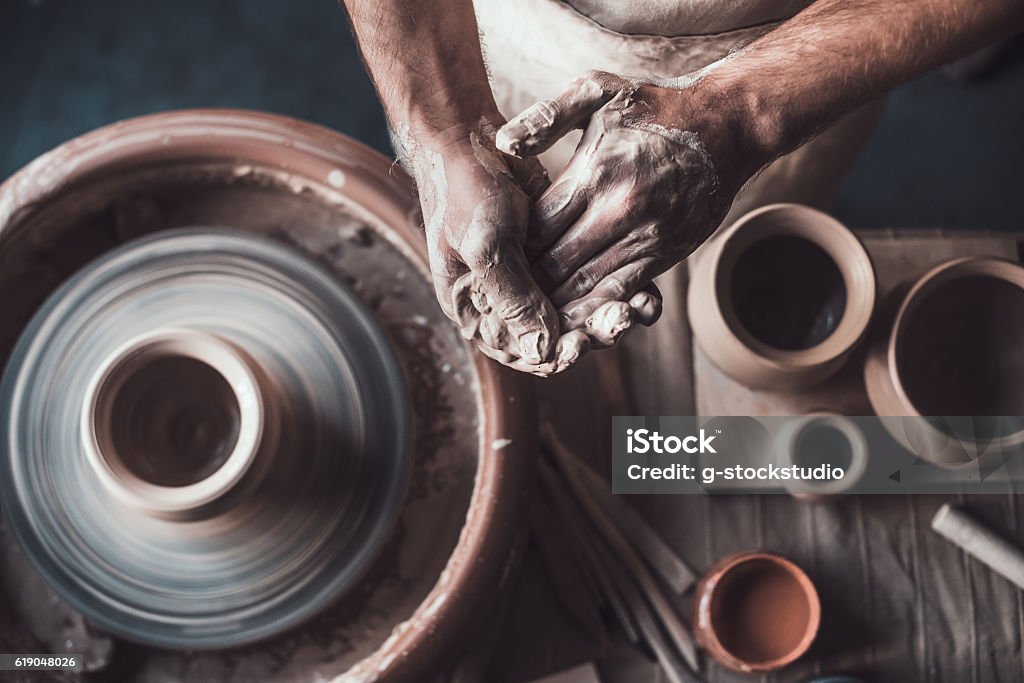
top-left (931, 503), bottom-right (1024, 591)
top-left (530, 476), bottom-right (611, 645)
top-left (537, 424), bottom-right (701, 683)
top-left (0, 228), bottom-right (410, 649)
top-left (558, 445), bottom-right (697, 593)
top-left (538, 460), bottom-right (641, 645)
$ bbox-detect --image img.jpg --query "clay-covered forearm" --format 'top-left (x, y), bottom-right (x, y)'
top-left (340, 0), bottom-right (501, 150)
top-left (701, 0), bottom-right (1024, 174)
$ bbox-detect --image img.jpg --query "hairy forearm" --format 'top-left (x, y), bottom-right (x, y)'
top-left (687, 0), bottom-right (1024, 180)
top-left (340, 0), bottom-right (500, 150)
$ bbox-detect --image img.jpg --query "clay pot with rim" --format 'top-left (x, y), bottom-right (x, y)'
top-left (864, 256), bottom-right (1024, 466)
top-left (694, 551), bottom-right (821, 674)
top-left (688, 203), bottom-right (876, 391)
top-left (0, 110), bottom-right (535, 680)
top-left (775, 412), bottom-right (869, 501)
top-left (82, 328), bottom-right (275, 518)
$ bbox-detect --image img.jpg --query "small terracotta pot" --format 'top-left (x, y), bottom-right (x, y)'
top-left (694, 551), bottom-right (820, 674)
top-left (864, 256), bottom-right (1024, 466)
top-left (689, 204), bottom-right (876, 390)
top-left (775, 413), bottom-right (869, 501)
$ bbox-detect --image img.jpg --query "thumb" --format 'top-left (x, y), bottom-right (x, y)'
top-left (496, 70), bottom-right (623, 158)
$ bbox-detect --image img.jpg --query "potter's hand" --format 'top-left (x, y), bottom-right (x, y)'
top-left (405, 125), bottom-right (594, 372)
top-left (497, 70), bottom-right (748, 346)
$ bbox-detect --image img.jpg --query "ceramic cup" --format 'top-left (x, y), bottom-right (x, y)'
top-left (775, 413), bottom-right (869, 501)
top-left (694, 551), bottom-right (821, 674)
top-left (689, 204), bottom-right (876, 391)
top-left (864, 256), bottom-right (1024, 466)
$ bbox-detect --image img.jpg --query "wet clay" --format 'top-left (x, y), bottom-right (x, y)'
top-left (731, 235), bottom-right (846, 351)
top-left (102, 353), bottom-right (241, 488)
top-left (709, 558), bottom-right (812, 664)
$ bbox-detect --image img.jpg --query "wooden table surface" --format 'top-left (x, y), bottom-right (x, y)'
top-left (492, 229), bottom-right (1024, 683)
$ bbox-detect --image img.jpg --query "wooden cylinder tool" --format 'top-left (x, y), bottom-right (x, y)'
top-left (932, 503), bottom-right (1024, 591)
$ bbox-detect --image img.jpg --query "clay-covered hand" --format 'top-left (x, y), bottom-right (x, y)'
top-left (401, 123), bottom-right (593, 374)
top-left (497, 70), bottom-right (745, 348)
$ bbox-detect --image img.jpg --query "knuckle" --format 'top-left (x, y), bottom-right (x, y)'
top-left (643, 222), bottom-right (666, 243)
top-left (603, 275), bottom-right (628, 300)
top-left (573, 263), bottom-right (601, 294)
top-left (578, 69), bottom-right (612, 88)
top-left (496, 297), bottom-right (536, 325)
top-left (536, 249), bottom-right (568, 279)
top-left (460, 240), bottom-right (497, 272)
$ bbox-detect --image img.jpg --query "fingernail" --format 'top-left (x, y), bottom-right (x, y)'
top-left (519, 331), bottom-right (547, 364)
top-left (495, 128), bottom-right (522, 157)
top-left (558, 335), bottom-right (586, 365)
top-left (629, 291), bottom-right (662, 324)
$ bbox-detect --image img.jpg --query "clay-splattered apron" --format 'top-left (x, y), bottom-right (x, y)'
top-left (475, 0), bottom-right (885, 429)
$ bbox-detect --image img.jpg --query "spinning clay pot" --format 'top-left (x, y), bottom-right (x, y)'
top-left (0, 110), bottom-right (534, 681)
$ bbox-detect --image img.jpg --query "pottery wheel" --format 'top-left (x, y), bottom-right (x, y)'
top-left (0, 228), bottom-right (409, 649)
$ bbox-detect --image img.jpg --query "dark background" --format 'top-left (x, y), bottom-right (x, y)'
top-left (2, 0), bottom-right (1023, 230)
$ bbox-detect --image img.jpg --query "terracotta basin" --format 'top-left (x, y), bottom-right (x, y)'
top-left (693, 551), bottom-right (820, 674)
top-left (864, 256), bottom-right (1024, 466)
top-left (0, 110), bottom-right (535, 680)
top-left (688, 204), bottom-right (876, 391)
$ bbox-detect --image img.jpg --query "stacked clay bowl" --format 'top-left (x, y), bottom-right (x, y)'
top-left (0, 110), bottom-right (533, 681)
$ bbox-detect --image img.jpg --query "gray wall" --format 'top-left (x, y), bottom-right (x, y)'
top-left (2, 0), bottom-right (1022, 230)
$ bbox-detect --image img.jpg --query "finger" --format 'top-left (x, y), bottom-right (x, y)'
top-left (496, 70), bottom-right (625, 158)
top-left (586, 300), bottom-right (635, 348)
top-left (451, 271), bottom-right (479, 324)
top-left (426, 240), bottom-right (462, 320)
top-left (474, 338), bottom-right (518, 366)
top-left (630, 283), bottom-right (663, 326)
top-left (554, 330), bottom-right (591, 369)
top-left (502, 330), bottom-right (592, 377)
top-left (534, 330), bottom-right (592, 376)
top-left (478, 311), bottom-right (511, 353)
top-left (463, 233), bottom-right (559, 365)
top-left (547, 227), bottom-right (661, 307)
top-left (532, 205), bottom-right (628, 295)
top-left (508, 155), bottom-right (551, 202)
top-left (526, 178), bottom-right (589, 257)
top-left (558, 257), bottom-right (661, 329)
